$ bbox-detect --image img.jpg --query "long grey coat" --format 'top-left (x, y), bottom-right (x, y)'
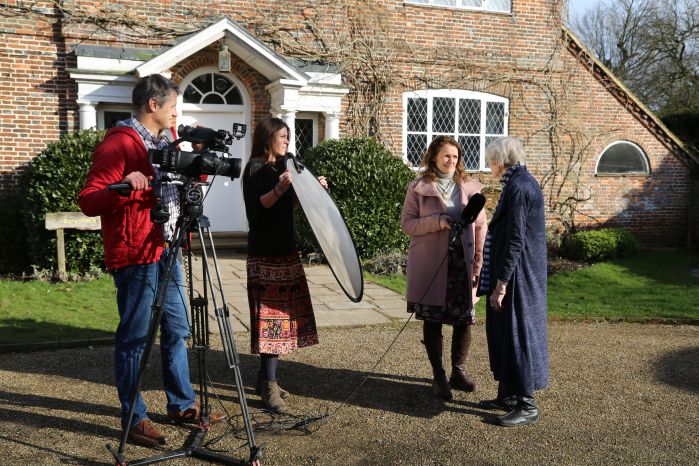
top-left (483, 166), bottom-right (549, 395)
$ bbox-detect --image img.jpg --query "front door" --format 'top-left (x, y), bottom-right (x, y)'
top-left (181, 111), bottom-right (247, 233)
top-left (179, 69), bottom-right (250, 233)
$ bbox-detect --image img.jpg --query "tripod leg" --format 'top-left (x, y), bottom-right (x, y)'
top-left (195, 217), bottom-right (260, 453)
top-left (113, 222), bottom-right (188, 456)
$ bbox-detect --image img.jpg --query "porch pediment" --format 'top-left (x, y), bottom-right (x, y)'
top-left (136, 17), bottom-right (309, 86)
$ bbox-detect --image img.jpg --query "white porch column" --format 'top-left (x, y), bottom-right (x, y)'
top-left (324, 111), bottom-right (341, 140)
top-left (282, 110), bottom-right (297, 155)
top-left (78, 102), bottom-right (97, 129)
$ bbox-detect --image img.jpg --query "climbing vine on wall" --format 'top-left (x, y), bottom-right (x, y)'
top-left (1, 0), bottom-right (619, 232)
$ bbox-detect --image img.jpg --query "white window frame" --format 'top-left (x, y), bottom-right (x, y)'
top-left (404, 0), bottom-right (511, 14)
top-left (403, 89), bottom-right (509, 171)
top-left (98, 106), bottom-right (133, 129)
top-left (595, 140), bottom-right (651, 176)
top-left (295, 112), bottom-right (319, 148)
top-left (181, 71), bottom-right (245, 106)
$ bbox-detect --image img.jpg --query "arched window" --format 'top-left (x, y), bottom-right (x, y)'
top-left (183, 72), bottom-right (243, 105)
top-left (403, 89), bottom-right (509, 170)
top-left (596, 141), bottom-right (650, 175)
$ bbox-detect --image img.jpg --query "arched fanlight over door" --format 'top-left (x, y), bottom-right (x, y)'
top-left (183, 72), bottom-right (243, 105)
top-left (596, 141), bottom-right (650, 175)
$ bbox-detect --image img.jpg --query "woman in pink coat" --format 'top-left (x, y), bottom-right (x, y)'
top-left (401, 136), bottom-right (487, 401)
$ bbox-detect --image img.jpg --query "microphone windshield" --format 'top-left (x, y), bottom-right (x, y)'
top-left (177, 124), bottom-right (217, 143)
top-left (460, 193), bottom-right (485, 225)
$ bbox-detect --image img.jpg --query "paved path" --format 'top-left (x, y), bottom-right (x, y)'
top-left (188, 251), bottom-right (408, 333)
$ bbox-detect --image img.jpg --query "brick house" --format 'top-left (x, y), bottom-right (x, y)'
top-left (1, 0), bottom-right (696, 246)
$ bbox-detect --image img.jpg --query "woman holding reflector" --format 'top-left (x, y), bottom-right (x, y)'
top-left (401, 136), bottom-right (487, 401)
top-left (242, 117), bottom-right (327, 414)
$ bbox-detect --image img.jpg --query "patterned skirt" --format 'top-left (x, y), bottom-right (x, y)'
top-left (247, 254), bottom-right (319, 355)
top-left (407, 240), bottom-right (476, 326)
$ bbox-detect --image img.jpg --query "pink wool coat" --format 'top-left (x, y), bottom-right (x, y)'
top-left (401, 176), bottom-right (487, 307)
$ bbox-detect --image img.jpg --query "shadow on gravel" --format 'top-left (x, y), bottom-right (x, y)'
top-left (205, 350), bottom-right (486, 419)
top-left (653, 346), bottom-right (699, 394)
top-left (0, 345), bottom-right (487, 422)
top-left (0, 434), bottom-right (106, 466)
top-left (0, 318), bottom-right (112, 346)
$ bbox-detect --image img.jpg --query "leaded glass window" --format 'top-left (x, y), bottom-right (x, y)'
top-left (183, 73), bottom-right (243, 105)
top-left (404, 90), bottom-right (509, 170)
top-left (295, 118), bottom-right (314, 157)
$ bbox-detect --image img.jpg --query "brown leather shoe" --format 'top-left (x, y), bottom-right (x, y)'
top-left (127, 419), bottom-right (166, 447)
top-left (167, 401), bottom-right (226, 425)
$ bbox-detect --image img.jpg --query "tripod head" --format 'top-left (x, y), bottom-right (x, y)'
top-left (108, 173), bottom-right (207, 225)
top-left (149, 175), bottom-right (205, 225)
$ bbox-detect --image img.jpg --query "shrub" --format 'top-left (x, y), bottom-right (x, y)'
top-left (546, 225), bottom-right (565, 256)
top-left (294, 137), bottom-right (416, 261)
top-left (612, 228), bottom-right (640, 257)
top-left (19, 129), bottom-right (106, 274)
top-left (0, 187), bottom-right (30, 274)
top-left (563, 228), bottom-right (640, 262)
top-left (363, 251), bottom-right (408, 275)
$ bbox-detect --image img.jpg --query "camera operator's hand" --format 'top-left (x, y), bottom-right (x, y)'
top-left (123, 171), bottom-right (152, 191)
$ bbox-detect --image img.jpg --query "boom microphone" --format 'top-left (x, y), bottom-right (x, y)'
top-left (177, 124), bottom-right (220, 143)
top-left (459, 193), bottom-right (485, 225)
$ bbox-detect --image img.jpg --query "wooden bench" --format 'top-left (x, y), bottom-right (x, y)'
top-left (45, 212), bottom-right (101, 276)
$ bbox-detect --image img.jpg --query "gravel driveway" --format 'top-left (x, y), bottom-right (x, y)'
top-left (0, 321), bottom-right (697, 465)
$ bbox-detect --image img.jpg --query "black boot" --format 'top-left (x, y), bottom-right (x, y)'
top-left (494, 396), bottom-right (539, 427)
top-left (478, 396), bottom-right (517, 411)
top-left (422, 326), bottom-right (453, 401)
top-left (480, 380), bottom-right (517, 410)
top-left (449, 325), bottom-right (477, 392)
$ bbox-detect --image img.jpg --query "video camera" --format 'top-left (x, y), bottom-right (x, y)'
top-left (148, 123), bottom-right (246, 179)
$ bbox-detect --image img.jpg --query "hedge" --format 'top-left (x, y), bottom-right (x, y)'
top-left (19, 129), bottom-right (106, 274)
top-left (294, 137), bottom-right (416, 260)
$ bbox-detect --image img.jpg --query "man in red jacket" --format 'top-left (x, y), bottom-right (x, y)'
top-left (79, 74), bottom-right (223, 448)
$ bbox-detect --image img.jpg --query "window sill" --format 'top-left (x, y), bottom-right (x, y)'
top-left (402, 2), bottom-right (512, 16)
top-left (595, 173), bottom-right (649, 178)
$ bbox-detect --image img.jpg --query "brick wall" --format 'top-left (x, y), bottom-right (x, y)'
top-left (0, 9), bottom-right (77, 191)
top-left (0, 0), bottom-right (694, 246)
top-left (555, 42), bottom-right (691, 246)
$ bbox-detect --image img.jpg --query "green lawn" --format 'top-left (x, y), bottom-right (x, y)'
top-left (547, 251), bottom-right (699, 320)
top-left (1, 250), bottom-right (697, 345)
top-left (367, 250), bottom-right (699, 321)
top-left (0, 275), bottom-right (118, 344)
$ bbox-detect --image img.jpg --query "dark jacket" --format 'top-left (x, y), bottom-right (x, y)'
top-left (485, 165), bottom-right (549, 395)
top-left (78, 126), bottom-right (163, 270)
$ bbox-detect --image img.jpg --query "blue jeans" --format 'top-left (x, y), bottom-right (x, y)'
top-left (112, 249), bottom-right (195, 429)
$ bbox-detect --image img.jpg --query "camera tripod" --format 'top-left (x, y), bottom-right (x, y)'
top-left (107, 179), bottom-right (263, 465)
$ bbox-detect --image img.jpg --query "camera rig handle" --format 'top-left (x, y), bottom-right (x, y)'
top-left (107, 182), bottom-right (141, 191)
top-left (106, 177), bottom-right (184, 191)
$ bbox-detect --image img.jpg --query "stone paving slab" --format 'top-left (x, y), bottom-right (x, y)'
top-left (313, 307), bottom-right (392, 327)
top-left (191, 251), bottom-right (407, 333)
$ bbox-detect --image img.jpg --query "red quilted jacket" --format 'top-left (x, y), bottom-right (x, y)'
top-left (78, 126), bottom-right (163, 270)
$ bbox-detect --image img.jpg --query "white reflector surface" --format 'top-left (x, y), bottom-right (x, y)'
top-left (286, 155), bottom-right (363, 302)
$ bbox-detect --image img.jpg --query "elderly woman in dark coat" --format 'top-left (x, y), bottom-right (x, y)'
top-left (477, 136), bottom-right (548, 427)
